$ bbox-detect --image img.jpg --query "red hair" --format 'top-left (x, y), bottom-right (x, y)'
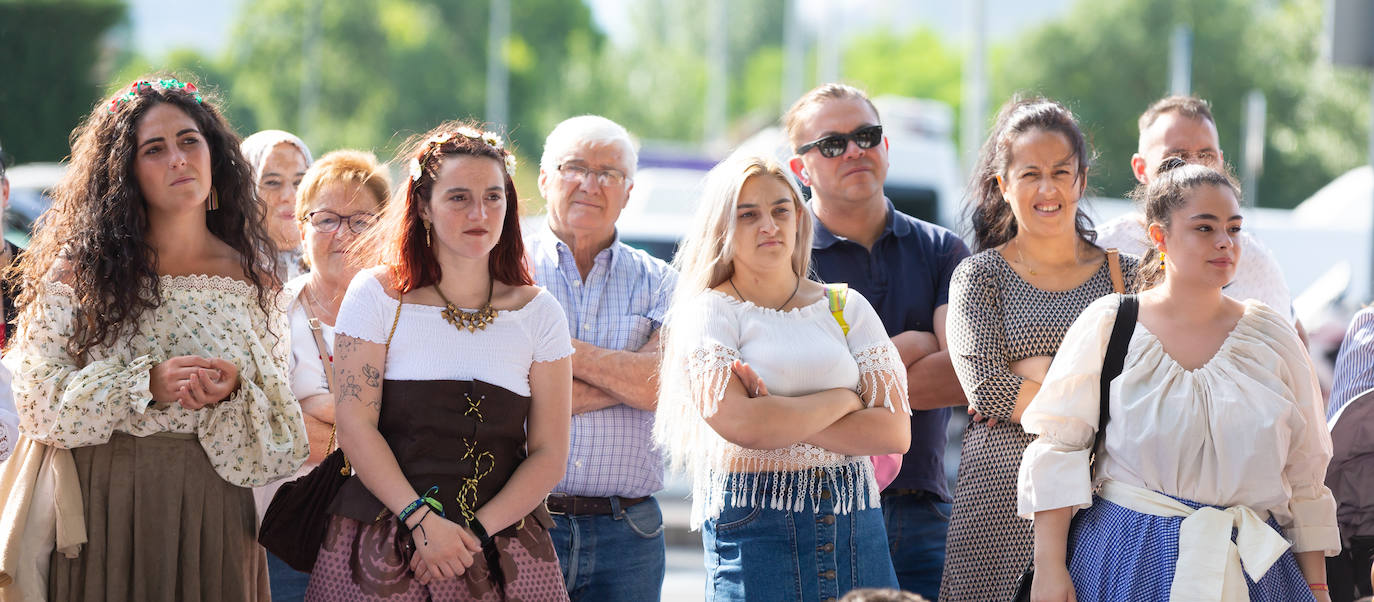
top-left (354, 121), bottom-right (532, 293)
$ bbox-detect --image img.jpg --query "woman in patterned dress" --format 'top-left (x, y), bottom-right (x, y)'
top-left (9, 77), bottom-right (309, 601)
top-left (938, 97), bottom-right (1137, 601)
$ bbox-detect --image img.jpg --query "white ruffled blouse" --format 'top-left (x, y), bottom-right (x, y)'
top-left (9, 276), bottom-right (309, 488)
top-left (1017, 295), bottom-right (1339, 555)
top-left (656, 288), bottom-right (909, 528)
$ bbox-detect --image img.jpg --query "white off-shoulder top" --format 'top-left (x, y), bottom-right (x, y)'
top-left (10, 276), bottom-right (309, 488)
top-left (1017, 295), bottom-right (1339, 555)
top-left (333, 272), bottom-right (574, 395)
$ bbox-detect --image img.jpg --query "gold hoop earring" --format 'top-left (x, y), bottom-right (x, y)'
top-left (207, 188), bottom-right (219, 211)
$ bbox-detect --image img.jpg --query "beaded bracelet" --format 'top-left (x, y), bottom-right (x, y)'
top-left (1308, 583), bottom-right (1329, 592)
top-left (397, 486), bottom-right (445, 525)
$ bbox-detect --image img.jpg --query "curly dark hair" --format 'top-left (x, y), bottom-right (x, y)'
top-left (965, 95), bottom-right (1098, 252)
top-left (13, 76), bottom-right (280, 358)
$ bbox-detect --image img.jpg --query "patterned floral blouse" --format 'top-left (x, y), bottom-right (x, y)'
top-left (10, 275), bottom-right (309, 488)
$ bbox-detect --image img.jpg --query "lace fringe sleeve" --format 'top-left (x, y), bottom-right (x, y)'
top-left (855, 341), bottom-right (911, 415)
top-left (686, 343), bottom-right (739, 417)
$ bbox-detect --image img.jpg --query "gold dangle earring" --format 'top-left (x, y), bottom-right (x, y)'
top-left (424, 221), bottom-right (432, 247)
top-left (1159, 250), bottom-right (1167, 268)
top-left (207, 188), bottom-right (219, 211)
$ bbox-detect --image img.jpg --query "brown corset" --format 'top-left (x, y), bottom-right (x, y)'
top-left (329, 379), bottom-right (532, 525)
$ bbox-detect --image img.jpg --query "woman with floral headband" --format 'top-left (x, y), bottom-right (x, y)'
top-left (305, 121), bottom-right (571, 601)
top-left (7, 77), bottom-right (308, 601)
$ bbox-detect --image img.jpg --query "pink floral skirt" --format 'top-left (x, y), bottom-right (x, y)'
top-left (305, 511), bottom-right (568, 601)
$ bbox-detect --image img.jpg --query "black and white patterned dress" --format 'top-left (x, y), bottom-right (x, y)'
top-left (937, 249), bottom-right (1138, 601)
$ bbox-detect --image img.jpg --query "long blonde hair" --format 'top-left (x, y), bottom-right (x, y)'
top-left (655, 152), bottom-right (812, 475)
top-left (668, 153), bottom-right (812, 307)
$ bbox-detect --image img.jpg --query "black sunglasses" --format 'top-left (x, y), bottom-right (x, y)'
top-left (796, 125), bottom-right (883, 158)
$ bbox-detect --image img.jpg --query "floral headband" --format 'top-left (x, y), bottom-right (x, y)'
top-left (107, 78), bottom-right (202, 114)
top-left (408, 127), bottom-right (517, 183)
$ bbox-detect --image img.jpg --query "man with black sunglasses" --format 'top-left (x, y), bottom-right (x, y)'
top-left (785, 84), bottom-right (970, 601)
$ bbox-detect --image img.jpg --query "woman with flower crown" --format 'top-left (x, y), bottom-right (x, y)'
top-left (7, 77), bottom-right (308, 601)
top-left (304, 121), bottom-right (572, 601)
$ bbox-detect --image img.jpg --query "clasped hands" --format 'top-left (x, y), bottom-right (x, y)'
top-left (149, 355), bottom-right (240, 410)
top-left (405, 511), bottom-right (484, 584)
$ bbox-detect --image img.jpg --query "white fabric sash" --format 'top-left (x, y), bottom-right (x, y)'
top-left (1097, 480), bottom-right (1291, 602)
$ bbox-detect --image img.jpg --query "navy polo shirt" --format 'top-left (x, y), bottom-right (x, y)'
top-left (809, 199), bottom-right (970, 501)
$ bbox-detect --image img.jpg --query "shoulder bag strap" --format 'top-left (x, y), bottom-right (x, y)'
top-left (297, 292), bottom-right (341, 455)
top-left (1106, 248), bottom-right (1125, 294)
top-left (1093, 293), bottom-right (1138, 461)
top-left (385, 290), bottom-right (403, 350)
top-left (825, 283), bottom-right (850, 336)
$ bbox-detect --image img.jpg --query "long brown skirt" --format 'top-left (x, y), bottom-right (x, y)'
top-left (48, 432), bottom-right (269, 602)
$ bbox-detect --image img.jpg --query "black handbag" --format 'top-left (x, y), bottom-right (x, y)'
top-left (258, 446), bottom-right (351, 572)
top-left (257, 291), bottom-right (404, 572)
top-left (1011, 292), bottom-right (1138, 601)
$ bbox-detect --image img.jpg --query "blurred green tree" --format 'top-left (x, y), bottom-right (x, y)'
top-left (844, 27), bottom-right (962, 113)
top-left (992, 0), bottom-right (1370, 207)
top-left (224, 0), bottom-right (600, 157)
top-left (0, 0), bottom-right (126, 163)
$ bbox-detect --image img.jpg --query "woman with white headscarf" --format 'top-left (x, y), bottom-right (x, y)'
top-left (242, 130), bottom-right (313, 280)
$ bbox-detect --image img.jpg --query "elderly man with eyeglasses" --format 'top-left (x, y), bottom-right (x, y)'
top-left (785, 84), bottom-right (971, 601)
top-left (526, 115), bottom-right (677, 601)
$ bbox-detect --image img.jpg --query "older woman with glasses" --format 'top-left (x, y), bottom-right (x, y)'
top-left (255, 150), bottom-right (390, 601)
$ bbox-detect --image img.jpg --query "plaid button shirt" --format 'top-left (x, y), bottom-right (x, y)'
top-left (528, 227), bottom-right (677, 497)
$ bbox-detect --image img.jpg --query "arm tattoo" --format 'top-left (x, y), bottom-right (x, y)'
top-left (335, 336), bottom-right (359, 357)
top-left (362, 364), bottom-right (381, 387)
top-left (337, 368), bottom-right (364, 407)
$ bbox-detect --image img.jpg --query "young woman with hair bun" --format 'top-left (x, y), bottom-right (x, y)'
top-left (1019, 158), bottom-right (1338, 602)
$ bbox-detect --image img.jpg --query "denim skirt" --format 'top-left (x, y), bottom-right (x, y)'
top-left (701, 471), bottom-right (898, 601)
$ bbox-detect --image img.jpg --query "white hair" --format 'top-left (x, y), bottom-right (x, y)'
top-left (539, 115), bottom-right (639, 177)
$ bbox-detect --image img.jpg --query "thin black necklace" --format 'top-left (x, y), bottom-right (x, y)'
top-left (730, 274), bottom-right (800, 310)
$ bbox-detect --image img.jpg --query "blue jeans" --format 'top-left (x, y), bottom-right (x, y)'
top-left (549, 496), bottom-right (666, 601)
top-left (266, 550), bottom-right (310, 602)
top-left (882, 491), bottom-right (951, 601)
top-left (703, 472), bottom-right (898, 601)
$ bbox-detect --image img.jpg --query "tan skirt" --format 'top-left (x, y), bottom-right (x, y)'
top-left (48, 432), bottom-right (269, 602)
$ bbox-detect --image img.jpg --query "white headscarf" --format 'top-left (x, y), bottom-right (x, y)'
top-left (240, 130), bottom-right (313, 180)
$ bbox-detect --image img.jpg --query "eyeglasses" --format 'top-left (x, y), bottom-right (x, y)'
top-left (303, 210), bottom-right (376, 234)
top-left (557, 163), bottom-right (628, 188)
top-left (795, 125), bottom-right (883, 158)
